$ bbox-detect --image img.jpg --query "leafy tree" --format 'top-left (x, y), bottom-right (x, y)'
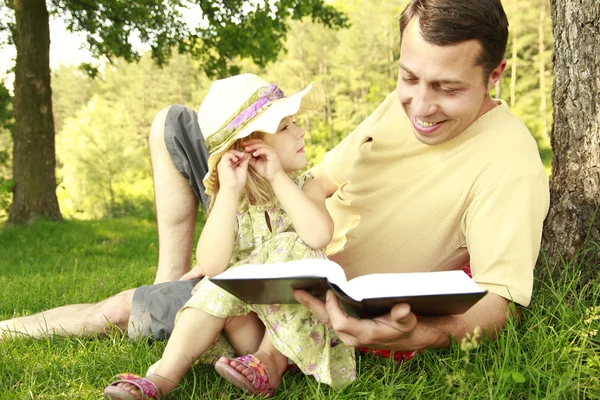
top-left (2, 0), bottom-right (347, 224)
top-left (500, 0), bottom-right (553, 172)
top-left (54, 52), bottom-right (210, 218)
top-left (52, 65), bottom-right (94, 133)
top-left (57, 95), bottom-right (149, 219)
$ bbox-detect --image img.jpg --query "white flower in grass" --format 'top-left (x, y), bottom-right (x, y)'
top-left (460, 326), bottom-right (481, 352)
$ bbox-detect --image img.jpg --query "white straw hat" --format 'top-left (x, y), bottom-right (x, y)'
top-left (199, 73), bottom-right (325, 196)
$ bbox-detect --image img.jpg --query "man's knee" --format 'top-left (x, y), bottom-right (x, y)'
top-left (149, 105), bottom-right (187, 143)
top-left (149, 105), bottom-right (172, 143)
top-left (95, 288), bottom-right (136, 329)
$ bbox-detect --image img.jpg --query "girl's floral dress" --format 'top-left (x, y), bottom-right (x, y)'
top-left (178, 173), bottom-right (356, 388)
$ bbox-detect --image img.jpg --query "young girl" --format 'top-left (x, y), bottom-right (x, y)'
top-left (104, 74), bottom-right (356, 399)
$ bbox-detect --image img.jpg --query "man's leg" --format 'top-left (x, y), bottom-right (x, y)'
top-left (149, 106), bottom-right (200, 284)
top-left (0, 289), bottom-right (135, 341)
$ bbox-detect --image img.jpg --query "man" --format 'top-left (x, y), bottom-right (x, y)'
top-left (1, 0), bottom-right (549, 353)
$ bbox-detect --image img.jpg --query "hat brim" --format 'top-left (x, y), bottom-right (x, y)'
top-left (203, 81), bottom-right (324, 197)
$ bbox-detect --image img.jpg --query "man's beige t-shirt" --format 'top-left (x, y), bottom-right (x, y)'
top-left (318, 93), bottom-right (549, 307)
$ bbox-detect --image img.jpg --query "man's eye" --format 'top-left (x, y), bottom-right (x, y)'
top-left (440, 87), bottom-right (458, 95)
top-left (402, 76), bottom-right (417, 83)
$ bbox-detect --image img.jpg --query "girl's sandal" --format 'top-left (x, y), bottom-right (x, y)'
top-left (214, 354), bottom-right (276, 398)
top-left (104, 373), bottom-right (160, 400)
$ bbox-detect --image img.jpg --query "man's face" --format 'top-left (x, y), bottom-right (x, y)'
top-left (396, 19), bottom-right (503, 145)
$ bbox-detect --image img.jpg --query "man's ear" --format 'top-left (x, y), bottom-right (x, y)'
top-left (487, 59), bottom-right (507, 91)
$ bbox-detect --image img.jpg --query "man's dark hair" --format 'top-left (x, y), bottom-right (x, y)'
top-left (399, 0), bottom-right (509, 79)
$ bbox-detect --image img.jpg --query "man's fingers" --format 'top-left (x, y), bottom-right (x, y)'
top-left (294, 290), bottom-right (331, 326)
top-left (179, 267), bottom-right (204, 281)
top-left (324, 291), bottom-right (366, 342)
top-left (324, 290), bottom-right (350, 327)
top-left (389, 303), bottom-right (418, 330)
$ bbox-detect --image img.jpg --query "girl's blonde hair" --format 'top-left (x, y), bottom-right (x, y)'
top-left (207, 131), bottom-right (275, 213)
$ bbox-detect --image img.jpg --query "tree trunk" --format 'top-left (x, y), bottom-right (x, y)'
top-left (541, 0), bottom-right (600, 281)
top-left (8, 0), bottom-right (61, 224)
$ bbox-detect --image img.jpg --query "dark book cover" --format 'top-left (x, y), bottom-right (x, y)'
top-left (210, 275), bottom-right (487, 318)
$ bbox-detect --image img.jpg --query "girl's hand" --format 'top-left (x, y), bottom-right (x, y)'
top-left (217, 150), bottom-right (250, 191)
top-left (243, 139), bottom-right (284, 181)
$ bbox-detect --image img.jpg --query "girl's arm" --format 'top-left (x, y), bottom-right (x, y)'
top-left (269, 172), bottom-right (333, 250)
top-left (195, 150), bottom-right (249, 276)
top-left (244, 138), bottom-right (333, 249)
top-left (195, 188), bottom-right (240, 276)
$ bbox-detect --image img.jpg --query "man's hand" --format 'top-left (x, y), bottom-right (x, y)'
top-left (179, 266), bottom-right (204, 281)
top-left (294, 290), bottom-right (432, 351)
top-left (179, 266), bottom-right (206, 294)
top-left (294, 290), bottom-right (512, 351)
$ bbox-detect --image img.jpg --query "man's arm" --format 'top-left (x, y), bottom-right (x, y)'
top-left (311, 163), bottom-right (339, 198)
top-left (294, 290), bottom-right (514, 351)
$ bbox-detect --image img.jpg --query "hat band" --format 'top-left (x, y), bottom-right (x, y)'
top-left (205, 84), bottom-right (286, 153)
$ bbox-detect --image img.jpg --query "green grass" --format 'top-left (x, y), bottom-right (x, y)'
top-left (0, 218), bottom-right (598, 399)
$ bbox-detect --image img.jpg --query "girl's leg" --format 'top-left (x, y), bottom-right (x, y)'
top-left (223, 312), bottom-right (265, 356)
top-left (217, 332), bottom-right (288, 389)
top-left (113, 307), bottom-right (230, 397)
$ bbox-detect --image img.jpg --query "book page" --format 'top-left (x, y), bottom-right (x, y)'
top-left (212, 258), bottom-right (348, 286)
top-left (344, 271), bottom-right (486, 300)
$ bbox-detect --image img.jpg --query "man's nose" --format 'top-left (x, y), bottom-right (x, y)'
top-left (411, 86), bottom-right (437, 116)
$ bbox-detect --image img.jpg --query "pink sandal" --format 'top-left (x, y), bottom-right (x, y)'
top-left (104, 373), bottom-right (160, 400)
top-left (214, 354), bottom-right (275, 397)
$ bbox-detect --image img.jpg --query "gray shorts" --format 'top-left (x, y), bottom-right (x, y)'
top-left (128, 105), bottom-right (211, 341)
top-left (128, 279), bottom-right (200, 341)
top-left (163, 104), bottom-right (210, 210)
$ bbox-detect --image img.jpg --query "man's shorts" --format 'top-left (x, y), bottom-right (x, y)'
top-left (163, 104), bottom-right (210, 210)
top-left (129, 104), bottom-right (211, 341)
top-left (128, 279), bottom-right (200, 340)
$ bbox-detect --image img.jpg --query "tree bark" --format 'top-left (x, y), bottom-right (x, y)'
top-left (8, 0), bottom-right (62, 224)
top-left (541, 0), bottom-right (600, 280)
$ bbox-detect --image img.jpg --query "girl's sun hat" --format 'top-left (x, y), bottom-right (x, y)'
top-left (199, 73), bottom-right (325, 196)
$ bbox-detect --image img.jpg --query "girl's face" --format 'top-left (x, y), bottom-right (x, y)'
top-left (263, 115), bottom-right (307, 172)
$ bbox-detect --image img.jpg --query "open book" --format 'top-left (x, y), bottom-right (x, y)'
top-left (209, 259), bottom-right (487, 319)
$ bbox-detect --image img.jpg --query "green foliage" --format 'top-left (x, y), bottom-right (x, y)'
top-left (45, 0), bottom-right (348, 78)
top-left (0, 218), bottom-right (598, 398)
top-left (499, 0), bottom-right (553, 173)
top-left (0, 81), bottom-right (13, 220)
top-left (43, 0), bottom-right (554, 219)
top-left (53, 52), bottom-right (212, 219)
top-left (51, 65), bottom-right (94, 133)
top-left (57, 95), bottom-right (152, 219)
